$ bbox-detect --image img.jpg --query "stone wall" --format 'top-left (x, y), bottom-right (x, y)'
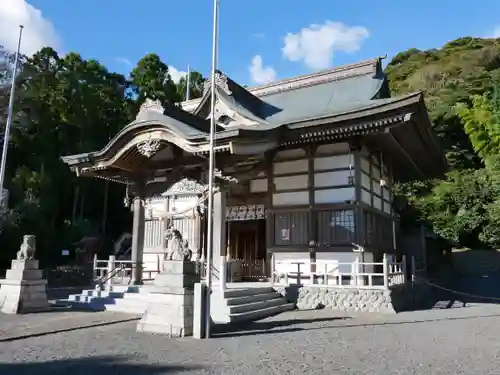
top-left (275, 282), bottom-right (432, 314)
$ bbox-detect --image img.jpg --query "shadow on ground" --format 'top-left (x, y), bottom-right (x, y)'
top-left (212, 315), bottom-right (350, 338)
top-left (0, 355), bottom-right (203, 375)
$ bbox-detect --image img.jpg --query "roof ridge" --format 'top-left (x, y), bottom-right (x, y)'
top-left (181, 58), bottom-right (382, 111)
top-left (249, 58), bottom-right (380, 94)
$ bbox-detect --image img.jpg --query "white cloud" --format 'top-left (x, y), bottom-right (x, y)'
top-left (249, 55), bottom-right (277, 84)
top-left (493, 26), bottom-right (500, 38)
top-left (0, 0), bottom-right (61, 56)
top-left (115, 57), bottom-right (132, 66)
top-left (169, 66), bottom-right (187, 83)
top-left (282, 21), bottom-right (370, 70)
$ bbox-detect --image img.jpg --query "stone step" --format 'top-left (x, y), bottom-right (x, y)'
top-left (225, 297), bottom-right (287, 314)
top-left (67, 294), bottom-right (115, 304)
top-left (225, 292), bottom-right (283, 306)
top-left (122, 292), bottom-right (149, 300)
top-left (105, 298), bottom-right (148, 314)
top-left (219, 287), bottom-right (275, 299)
top-left (216, 302), bottom-right (295, 324)
top-left (81, 290), bottom-right (124, 298)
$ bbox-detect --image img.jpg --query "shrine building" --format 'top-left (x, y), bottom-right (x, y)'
top-left (61, 57), bottom-right (447, 288)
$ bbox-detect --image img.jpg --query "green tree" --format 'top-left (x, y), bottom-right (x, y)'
top-left (176, 70), bottom-right (206, 101)
top-left (130, 53), bottom-right (180, 107)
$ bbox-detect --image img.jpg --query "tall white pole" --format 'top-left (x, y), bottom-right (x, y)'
top-left (0, 25), bottom-right (23, 207)
top-left (205, 0), bottom-right (219, 339)
top-left (186, 64), bottom-right (191, 101)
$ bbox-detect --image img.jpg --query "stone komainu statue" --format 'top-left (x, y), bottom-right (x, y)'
top-left (164, 227), bottom-right (192, 261)
top-left (16, 235), bottom-right (36, 260)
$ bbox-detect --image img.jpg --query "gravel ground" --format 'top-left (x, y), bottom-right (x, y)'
top-left (0, 310), bottom-right (140, 341)
top-left (1, 305), bottom-right (500, 375)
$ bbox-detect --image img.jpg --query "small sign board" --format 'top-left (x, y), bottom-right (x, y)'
top-left (281, 228), bottom-right (290, 241)
top-left (61, 249), bottom-right (70, 256)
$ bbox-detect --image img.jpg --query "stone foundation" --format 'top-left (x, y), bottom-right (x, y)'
top-left (276, 282), bottom-right (432, 313)
top-left (0, 259), bottom-right (50, 314)
top-left (137, 261), bottom-right (199, 337)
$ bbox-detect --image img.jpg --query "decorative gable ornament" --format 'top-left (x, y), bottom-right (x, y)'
top-left (203, 72), bottom-right (232, 96)
top-left (137, 136), bottom-right (161, 158)
top-left (139, 98), bottom-right (165, 115)
top-left (215, 72), bottom-right (232, 95)
top-left (162, 178), bottom-right (206, 196)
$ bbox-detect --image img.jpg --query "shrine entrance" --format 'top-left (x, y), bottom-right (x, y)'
top-left (226, 204), bottom-right (269, 281)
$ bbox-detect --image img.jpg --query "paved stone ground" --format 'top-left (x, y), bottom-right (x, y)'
top-left (1, 304), bottom-right (500, 374)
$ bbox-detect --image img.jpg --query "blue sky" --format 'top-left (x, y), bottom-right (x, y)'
top-left (1, 0), bottom-right (500, 85)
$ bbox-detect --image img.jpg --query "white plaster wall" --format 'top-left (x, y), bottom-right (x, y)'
top-left (361, 190), bottom-right (371, 205)
top-left (314, 187), bottom-right (355, 204)
top-left (275, 175), bottom-right (308, 190)
top-left (273, 191), bottom-right (309, 206)
top-left (314, 155), bottom-right (351, 171)
top-left (273, 159), bottom-right (308, 175)
top-left (249, 178), bottom-right (267, 193)
top-left (361, 173), bottom-right (370, 189)
top-left (314, 170), bottom-right (351, 187)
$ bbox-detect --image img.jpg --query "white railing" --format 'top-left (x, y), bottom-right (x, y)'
top-left (93, 255), bottom-right (161, 289)
top-left (272, 254), bottom-right (408, 290)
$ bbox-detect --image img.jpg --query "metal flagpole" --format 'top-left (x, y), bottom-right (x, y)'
top-left (204, 0), bottom-right (219, 339)
top-left (0, 25), bottom-right (24, 207)
top-left (186, 64), bottom-right (191, 101)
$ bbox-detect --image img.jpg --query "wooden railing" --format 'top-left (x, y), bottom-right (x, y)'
top-left (272, 254), bottom-right (409, 290)
top-left (237, 259), bottom-right (266, 280)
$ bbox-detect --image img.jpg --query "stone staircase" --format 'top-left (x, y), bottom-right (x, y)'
top-left (210, 286), bottom-right (295, 324)
top-left (57, 285), bottom-right (295, 322)
top-left (56, 285), bottom-right (150, 314)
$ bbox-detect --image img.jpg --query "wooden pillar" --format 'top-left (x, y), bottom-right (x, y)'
top-left (354, 147), bottom-right (365, 247)
top-left (131, 186), bottom-right (145, 285)
top-left (307, 145), bottom-right (316, 273)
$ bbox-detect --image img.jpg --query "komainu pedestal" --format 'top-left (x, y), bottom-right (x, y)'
top-left (137, 261), bottom-right (200, 337)
top-left (0, 259), bottom-right (50, 314)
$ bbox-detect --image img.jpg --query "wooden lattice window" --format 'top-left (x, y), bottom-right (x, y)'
top-left (317, 209), bottom-right (356, 245)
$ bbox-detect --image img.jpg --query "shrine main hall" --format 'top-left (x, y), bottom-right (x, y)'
top-left (61, 57), bottom-right (447, 287)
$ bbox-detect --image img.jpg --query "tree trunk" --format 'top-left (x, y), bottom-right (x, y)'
top-left (72, 186), bottom-right (79, 223)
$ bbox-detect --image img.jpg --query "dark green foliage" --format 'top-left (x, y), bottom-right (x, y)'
top-left (388, 37), bottom-right (500, 248)
top-left (0, 46), bottom-right (206, 268)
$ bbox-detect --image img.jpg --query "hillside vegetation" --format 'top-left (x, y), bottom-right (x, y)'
top-left (386, 37), bottom-right (500, 248)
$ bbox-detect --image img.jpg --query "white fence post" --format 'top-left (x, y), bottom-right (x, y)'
top-left (107, 255), bottom-right (115, 291)
top-left (324, 263), bottom-right (328, 285)
top-left (401, 254), bottom-right (407, 284)
top-left (93, 254), bottom-right (98, 280)
top-left (383, 253), bottom-right (389, 289)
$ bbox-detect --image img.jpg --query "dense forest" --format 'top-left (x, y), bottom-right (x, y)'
top-left (0, 47), bottom-right (206, 268)
top-left (386, 37), bottom-right (500, 249)
top-left (1, 36), bottom-right (500, 269)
